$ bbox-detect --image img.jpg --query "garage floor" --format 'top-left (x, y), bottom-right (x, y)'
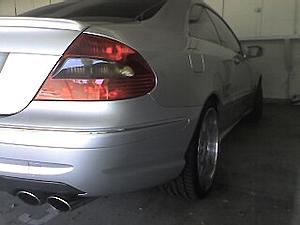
top-left (0, 103), bottom-right (299, 225)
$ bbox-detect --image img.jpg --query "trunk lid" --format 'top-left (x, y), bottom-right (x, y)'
top-left (0, 17), bottom-right (87, 115)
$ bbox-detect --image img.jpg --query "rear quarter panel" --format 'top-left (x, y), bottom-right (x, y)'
top-left (84, 26), bottom-right (222, 110)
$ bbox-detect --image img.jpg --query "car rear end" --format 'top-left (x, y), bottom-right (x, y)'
top-left (0, 0), bottom-right (198, 210)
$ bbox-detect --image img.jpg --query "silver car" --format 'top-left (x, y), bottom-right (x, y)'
top-left (0, 0), bottom-right (263, 211)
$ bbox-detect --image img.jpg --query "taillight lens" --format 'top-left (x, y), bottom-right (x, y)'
top-left (35, 34), bottom-right (155, 101)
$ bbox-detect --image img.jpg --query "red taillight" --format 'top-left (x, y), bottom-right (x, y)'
top-left (35, 34), bottom-right (155, 101)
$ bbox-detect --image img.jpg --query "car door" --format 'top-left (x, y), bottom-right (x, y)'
top-left (207, 9), bottom-right (253, 120)
top-left (187, 4), bottom-right (236, 131)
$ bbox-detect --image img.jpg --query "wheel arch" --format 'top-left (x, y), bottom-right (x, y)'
top-left (175, 93), bottom-right (221, 199)
top-left (258, 74), bottom-right (263, 86)
top-left (203, 93), bottom-right (221, 113)
top-left (191, 93), bottom-right (222, 143)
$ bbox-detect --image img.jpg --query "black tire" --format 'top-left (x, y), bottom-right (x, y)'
top-left (246, 79), bottom-right (263, 122)
top-left (162, 101), bottom-right (219, 199)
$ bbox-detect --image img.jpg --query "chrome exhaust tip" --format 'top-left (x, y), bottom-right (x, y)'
top-left (47, 196), bottom-right (71, 212)
top-left (17, 191), bottom-right (41, 206)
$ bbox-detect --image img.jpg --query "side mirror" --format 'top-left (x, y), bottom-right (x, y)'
top-left (245, 45), bottom-right (264, 58)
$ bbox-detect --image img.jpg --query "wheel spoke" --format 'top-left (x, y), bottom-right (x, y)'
top-left (197, 107), bottom-right (219, 191)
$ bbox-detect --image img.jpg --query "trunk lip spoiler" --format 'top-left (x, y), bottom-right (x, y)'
top-left (0, 17), bottom-right (86, 31)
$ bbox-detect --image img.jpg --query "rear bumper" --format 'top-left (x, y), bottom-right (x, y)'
top-left (0, 118), bottom-right (193, 196)
top-left (0, 176), bottom-right (83, 196)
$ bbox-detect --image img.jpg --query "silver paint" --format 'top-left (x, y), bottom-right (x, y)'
top-left (0, 53), bottom-right (8, 73)
top-left (0, 0), bottom-right (260, 196)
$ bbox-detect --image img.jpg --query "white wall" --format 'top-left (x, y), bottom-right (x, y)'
top-left (240, 38), bottom-right (300, 101)
top-left (0, 0), bottom-right (64, 16)
top-left (241, 40), bottom-right (288, 99)
top-left (205, 0), bottom-right (300, 39)
top-left (204, 0), bottom-right (300, 100)
top-left (0, 0), bottom-right (15, 16)
top-left (223, 0), bottom-right (262, 38)
top-left (260, 0), bottom-right (296, 37)
top-left (206, 0), bottom-right (223, 16)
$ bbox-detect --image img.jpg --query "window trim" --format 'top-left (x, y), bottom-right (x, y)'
top-left (204, 6), bottom-right (243, 54)
top-left (187, 3), bottom-right (221, 45)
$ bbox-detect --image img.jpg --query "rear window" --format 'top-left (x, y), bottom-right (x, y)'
top-left (22, 0), bottom-right (167, 22)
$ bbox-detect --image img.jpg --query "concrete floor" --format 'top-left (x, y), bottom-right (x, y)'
top-left (0, 103), bottom-right (300, 225)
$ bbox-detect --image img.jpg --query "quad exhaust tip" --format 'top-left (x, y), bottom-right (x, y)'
top-left (17, 191), bottom-right (86, 212)
top-left (47, 196), bottom-right (72, 212)
top-left (17, 191), bottom-right (41, 206)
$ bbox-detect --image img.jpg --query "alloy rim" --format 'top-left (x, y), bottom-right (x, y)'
top-left (197, 107), bottom-right (219, 191)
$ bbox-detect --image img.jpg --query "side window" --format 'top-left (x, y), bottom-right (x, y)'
top-left (207, 10), bottom-right (241, 53)
top-left (188, 5), bottom-right (220, 44)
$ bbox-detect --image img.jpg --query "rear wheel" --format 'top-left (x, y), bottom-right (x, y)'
top-left (162, 103), bottom-right (219, 199)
